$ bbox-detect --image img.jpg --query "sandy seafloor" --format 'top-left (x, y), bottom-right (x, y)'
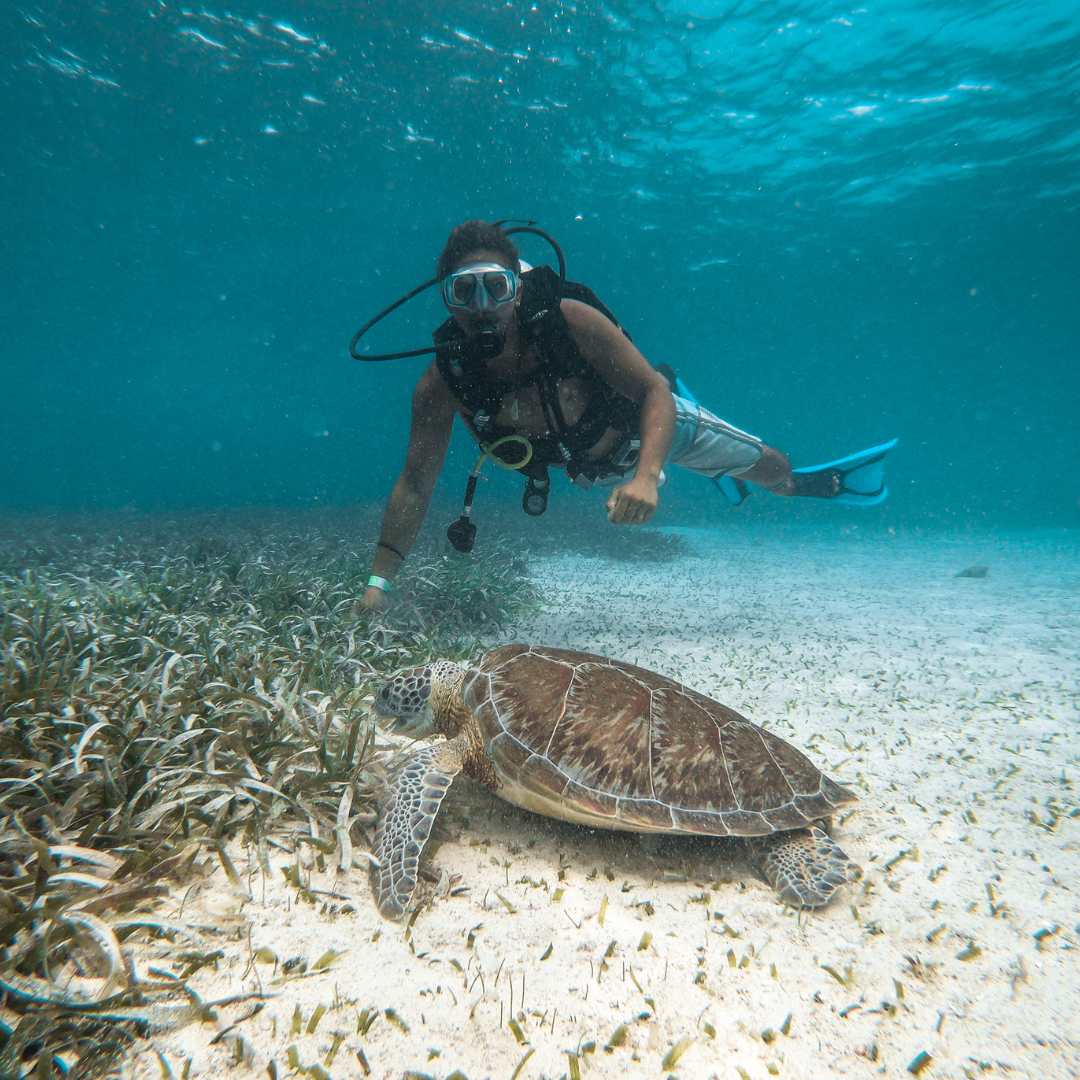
top-left (134, 525), bottom-right (1079, 1080)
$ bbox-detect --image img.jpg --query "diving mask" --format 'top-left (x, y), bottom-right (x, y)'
top-left (443, 263), bottom-right (519, 310)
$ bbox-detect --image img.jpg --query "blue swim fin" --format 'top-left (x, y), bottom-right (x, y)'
top-left (714, 474), bottom-right (752, 505)
top-left (667, 368), bottom-right (896, 507)
top-left (674, 377), bottom-right (699, 406)
top-left (792, 438), bottom-right (898, 506)
top-left (654, 364), bottom-right (701, 407)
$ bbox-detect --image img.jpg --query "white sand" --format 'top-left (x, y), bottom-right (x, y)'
top-left (135, 525), bottom-right (1079, 1080)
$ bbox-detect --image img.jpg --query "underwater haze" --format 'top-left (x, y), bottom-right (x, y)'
top-left (2, 0), bottom-right (1079, 528)
top-left (3, 9), bottom-right (1080, 1074)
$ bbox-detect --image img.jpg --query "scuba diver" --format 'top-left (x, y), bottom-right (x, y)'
top-left (353, 219), bottom-right (896, 611)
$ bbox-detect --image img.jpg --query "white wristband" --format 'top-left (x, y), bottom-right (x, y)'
top-left (367, 575), bottom-right (391, 593)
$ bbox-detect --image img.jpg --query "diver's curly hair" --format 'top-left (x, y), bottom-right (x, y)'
top-left (436, 219), bottom-right (521, 279)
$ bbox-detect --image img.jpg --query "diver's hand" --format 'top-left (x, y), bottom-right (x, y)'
top-left (359, 585), bottom-right (391, 612)
top-left (606, 474), bottom-right (659, 525)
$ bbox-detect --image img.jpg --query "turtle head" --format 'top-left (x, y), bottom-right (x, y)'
top-left (373, 660), bottom-right (467, 737)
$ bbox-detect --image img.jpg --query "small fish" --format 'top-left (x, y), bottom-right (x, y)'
top-left (955, 565), bottom-right (988, 578)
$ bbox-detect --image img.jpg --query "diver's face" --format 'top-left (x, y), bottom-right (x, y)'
top-left (444, 249), bottom-right (520, 335)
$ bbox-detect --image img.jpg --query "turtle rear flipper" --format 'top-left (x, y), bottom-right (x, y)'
top-left (372, 740), bottom-right (463, 919)
top-left (758, 826), bottom-right (861, 908)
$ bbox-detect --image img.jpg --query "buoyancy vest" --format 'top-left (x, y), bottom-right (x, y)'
top-left (432, 265), bottom-right (641, 481)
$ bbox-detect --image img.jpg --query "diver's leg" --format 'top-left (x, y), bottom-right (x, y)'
top-left (667, 401), bottom-right (841, 498)
top-left (734, 446), bottom-right (843, 497)
top-left (740, 446), bottom-right (852, 497)
top-left (731, 445), bottom-right (791, 493)
top-left (667, 398), bottom-right (763, 477)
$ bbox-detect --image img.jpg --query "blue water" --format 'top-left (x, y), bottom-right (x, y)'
top-left (2, 1), bottom-right (1078, 528)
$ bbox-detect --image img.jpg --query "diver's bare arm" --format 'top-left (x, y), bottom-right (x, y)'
top-left (631, 378), bottom-right (677, 485)
top-left (562, 299), bottom-right (675, 523)
top-left (363, 366), bottom-right (456, 607)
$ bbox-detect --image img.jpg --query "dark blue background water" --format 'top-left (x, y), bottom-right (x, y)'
top-left (3, 0), bottom-right (1078, 528)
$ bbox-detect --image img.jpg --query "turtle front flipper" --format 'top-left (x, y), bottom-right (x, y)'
top-left (372, 740), bottom-right (463, 920)
top-left (758, 826), bottom-right (861, 909)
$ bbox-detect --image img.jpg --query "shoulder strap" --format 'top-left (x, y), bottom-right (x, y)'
top-left (561, 281), bottom-right (633, 343)
top-left (517, 264), bottom-right (632, 341)
top-left (517, 268), bottom-right (585, 381)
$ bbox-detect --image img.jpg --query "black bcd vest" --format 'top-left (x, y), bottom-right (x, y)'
top-left (432, 265), bottom-right (641, 477)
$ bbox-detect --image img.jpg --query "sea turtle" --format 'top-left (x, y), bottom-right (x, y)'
top-left (370, 644), bottom-right (859, 919)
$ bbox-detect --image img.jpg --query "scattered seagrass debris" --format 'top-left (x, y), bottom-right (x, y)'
top-left (0, 508), bottom-right (539, 1075)
top-left (0, 830), bottom-right (219, 1078)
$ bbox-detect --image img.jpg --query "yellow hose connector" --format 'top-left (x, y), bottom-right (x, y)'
top-left (471, 434), bottom-right (534, 477)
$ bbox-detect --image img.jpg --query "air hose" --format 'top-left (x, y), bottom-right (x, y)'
top-left (446, 435), bottom-right (534, 552)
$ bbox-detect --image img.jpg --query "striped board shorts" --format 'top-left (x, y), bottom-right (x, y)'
top-left (590, 395), bottom-right (763, 488)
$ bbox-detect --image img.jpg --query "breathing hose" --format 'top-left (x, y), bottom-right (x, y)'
top-left (446, 435), bottom-right (534, 552)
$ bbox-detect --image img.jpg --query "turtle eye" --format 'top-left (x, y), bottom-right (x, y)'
top-left (380, 686), bottom-right (390, 699)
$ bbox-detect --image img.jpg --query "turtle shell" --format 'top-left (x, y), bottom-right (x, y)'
top-left (461, 644), bottom-right (856, 837)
